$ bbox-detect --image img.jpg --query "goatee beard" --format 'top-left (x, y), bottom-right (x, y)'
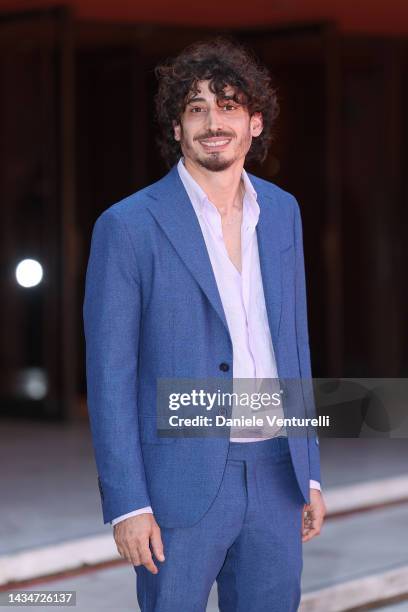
top-left (196, 155), bottom-right (235, 172)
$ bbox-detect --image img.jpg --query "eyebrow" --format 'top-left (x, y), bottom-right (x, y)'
top-left (187, 97), bottom-right (207, 104)
top-left (187, 94), bottom-right (237, 104)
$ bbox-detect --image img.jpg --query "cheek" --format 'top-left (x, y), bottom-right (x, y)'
top-left (179, 121), bottom-right (198, 143)
top-left (180, 129), bottom-right (194, 147)
top-left (236, 125), bottom-right (253, 147)
top-left (233, 118), bottom-right (253, 139)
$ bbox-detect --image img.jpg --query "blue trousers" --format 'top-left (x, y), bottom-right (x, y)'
top-left (135, 436), bottom-right (305, 611)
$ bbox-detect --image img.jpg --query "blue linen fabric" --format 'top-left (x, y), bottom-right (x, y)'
top-left (135, 436), bottom-right (304, 611)
top-left (83, 162), bottom-right (322, 528)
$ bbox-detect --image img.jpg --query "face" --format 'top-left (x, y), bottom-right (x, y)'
top-left (173, 80), bottom-right (263, 172)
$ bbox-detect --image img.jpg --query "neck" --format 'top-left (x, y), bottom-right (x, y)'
top-left (183, 157), bottom-right (244, 215)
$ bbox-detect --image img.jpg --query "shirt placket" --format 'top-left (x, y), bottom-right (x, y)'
top-left (241, 197), bottom-right (262, 391)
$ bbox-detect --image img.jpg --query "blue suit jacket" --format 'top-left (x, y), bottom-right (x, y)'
top-left (83, 163), bottom-right (322, 527)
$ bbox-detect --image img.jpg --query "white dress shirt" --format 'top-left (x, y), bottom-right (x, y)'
top-left (111, 159), bottom-right (320, 526)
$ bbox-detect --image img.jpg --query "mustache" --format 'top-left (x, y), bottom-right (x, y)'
top-left (195, 131), bottom-right (234, 141)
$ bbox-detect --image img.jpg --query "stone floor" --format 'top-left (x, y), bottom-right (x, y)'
top-left (1, 418), bottom-right (408, 611)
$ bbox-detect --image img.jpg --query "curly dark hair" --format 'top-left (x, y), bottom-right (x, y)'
top-left (154, 37), bottom-right (280, 168)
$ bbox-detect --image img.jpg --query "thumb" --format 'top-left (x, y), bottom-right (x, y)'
top-left (150, 526), bottom-right (165, 562)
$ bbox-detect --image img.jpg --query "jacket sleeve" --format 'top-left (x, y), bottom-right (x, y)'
top-left (83, 209), bottom-right (151, 524)
top-left (292, 196), bottom-right (322, 486)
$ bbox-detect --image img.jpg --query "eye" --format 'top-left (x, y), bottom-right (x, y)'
top-left (221, 103), bottom-right (237, 111)
top-left (189, 106), bottom-right (206, 113)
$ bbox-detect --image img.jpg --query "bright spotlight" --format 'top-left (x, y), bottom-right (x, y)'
top-left (16, 367), bottom-right (48, 400)
top-left (15, 258), bottom-right (43, 288)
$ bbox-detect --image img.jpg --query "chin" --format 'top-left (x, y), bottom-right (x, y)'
top-left (197, 155), bottom-right (235, 172)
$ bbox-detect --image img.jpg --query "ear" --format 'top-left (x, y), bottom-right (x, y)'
top-left (250, 112), bottom-right (263, 138)
top-left (173, 120), bottom-right (181, 142)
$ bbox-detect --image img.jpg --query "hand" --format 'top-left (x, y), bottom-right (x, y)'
top-left (114, 513), bottom-right (165, 574)
top-left (302, 488), bottom-right (326, 543)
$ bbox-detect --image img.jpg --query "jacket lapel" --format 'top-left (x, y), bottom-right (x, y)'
top-left (146, 165), bottom-right (230, 335)
top-left (146, 164), bottom-right (282, 347)
top-left (254, 187), bottom-right (282, 348)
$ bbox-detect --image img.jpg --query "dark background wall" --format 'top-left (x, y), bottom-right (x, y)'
top-left (0, 8), bottom-right (407, 420)
top-left (0, 0), bottom-right (408, 33)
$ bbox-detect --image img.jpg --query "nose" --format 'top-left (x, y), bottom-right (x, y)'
top-left (204, 107), bottom-right (224, 132)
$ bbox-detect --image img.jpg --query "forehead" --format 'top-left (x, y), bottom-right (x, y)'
top-left (188, 79), bottom-right (236, 99)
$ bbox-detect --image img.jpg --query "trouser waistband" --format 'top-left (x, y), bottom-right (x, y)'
top-left (226, 435), bottom-right (289, 462)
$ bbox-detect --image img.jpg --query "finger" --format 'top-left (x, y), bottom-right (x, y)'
top-left (302, 507), bottom-right (313, 531)
top-left (302, 512), bottom-right (322, 542)
top-left (302, 525), bottom-right (321, 542)
top-left (302, 521), bottom-right (313, 537)
top-left (114, 531), bottom-right (129, 560)
top-left (301, 507), bottom-right (310, 532)
top-left (116, 545), bottom-right (126, 559)
top-left (314, 514), bottom-right (325, 531)
top-left (150, 527), bottom-right (165, 562)
top-left (302, 531), bottom-right (312, 542)
top-left (130, 549), bottom-right (141, 567)
top-left (302, 507), bottom-right (318, 541)
top-left (115, 538), bottom-right (126, 558)
top-left (139, 545), bottom-right (158, 574)
top-left (127, 538), bottom-right (144, 567)
top-left (123, 542), bottom-right (136, 564)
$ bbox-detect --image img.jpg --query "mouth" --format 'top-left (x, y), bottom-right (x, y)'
top-left (198, 137), bottom-right (232, 152)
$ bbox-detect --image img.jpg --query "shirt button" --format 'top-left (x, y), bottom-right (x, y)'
top-left (219, 362), bottom-right (230, 372)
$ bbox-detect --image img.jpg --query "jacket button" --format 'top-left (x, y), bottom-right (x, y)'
top-left (219, 362), bottom-right (230, 372)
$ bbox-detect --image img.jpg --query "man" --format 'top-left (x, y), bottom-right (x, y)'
top-left (83, 38), bottom-right (326, 611)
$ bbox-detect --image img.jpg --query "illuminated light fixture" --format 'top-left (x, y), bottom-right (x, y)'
top-left (16, 367), bottom-right (48, 400)
top-left (15, 258), bottom-right (43, 288)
